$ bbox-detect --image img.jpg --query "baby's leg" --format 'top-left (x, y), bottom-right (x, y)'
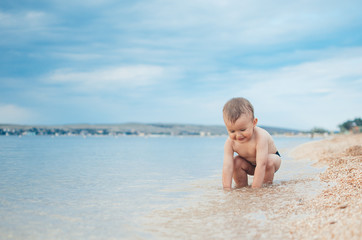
top-left (263, 153), bottom-right (282, 184)
top-left (233, 155), bottom-right (255, 188)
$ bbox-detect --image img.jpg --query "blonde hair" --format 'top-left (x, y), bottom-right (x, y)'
top-left (223, 97), bottom-right (254, 123)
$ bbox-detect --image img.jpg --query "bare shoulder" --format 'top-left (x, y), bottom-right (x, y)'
top-left (224, 137), bottom-right (235, 154)
top-left (255, 126), bottom-right (271, 141)
top-left (255, 126), bottom-right (277, 152)
top-left (224, 137), bottom-right (233, 148)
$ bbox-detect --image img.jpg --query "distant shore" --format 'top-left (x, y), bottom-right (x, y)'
top-left (289, 133), bottom-right (362, 239)
top-left (0, 123), bottom-right (303, 137)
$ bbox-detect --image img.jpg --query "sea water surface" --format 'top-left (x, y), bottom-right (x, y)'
top-left (0, 135), bottom-right (325, 239)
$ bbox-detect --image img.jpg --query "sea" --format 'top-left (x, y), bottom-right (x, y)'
top-left (0, 135), bottom-right (326, 239)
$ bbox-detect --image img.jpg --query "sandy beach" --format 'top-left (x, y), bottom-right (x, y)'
top-left (290, 133), bottom-right (362, 239)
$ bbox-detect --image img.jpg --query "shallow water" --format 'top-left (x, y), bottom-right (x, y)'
top-left (140, 152), bottom-right (326, 239)
top-left (0, 136), bottom-right (325, 239)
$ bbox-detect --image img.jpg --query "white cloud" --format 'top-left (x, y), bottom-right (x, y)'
top-left (235, 54), bottom-right (362, 130)
top-left (119, 46), bottom-right (360, 129)
top-left (44, 65), bottom-right (179, 92)
top-left (1, 1), bottom-right (361, 128)
top-left (0, 10), bottom-right (56, 46)
top-left (177, 47), bottom-right (362, 130)
top-left (0, 104), bottom-right (38, 124)
top-left (0, 10), bottom-right (52, 29)
top-left (121, 0), bottom-right (362, 48)
top-left (50, 52), bottom-right (102, 61)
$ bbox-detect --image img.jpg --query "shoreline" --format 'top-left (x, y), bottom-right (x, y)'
top-left (0, 123), bottom-right (306, 137)
top-left (289, 133), bottom-right (362, 239)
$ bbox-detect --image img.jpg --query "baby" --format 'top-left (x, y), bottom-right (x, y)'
top-left (222, 97), bottom-right (281, 190)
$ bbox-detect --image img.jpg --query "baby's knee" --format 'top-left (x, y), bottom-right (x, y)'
top-left (233, 156), bottom-right (242, 168)
top-left (233, 156), bottom-right (250, 170)
top-left (266, 155), bottom-right (275, 170)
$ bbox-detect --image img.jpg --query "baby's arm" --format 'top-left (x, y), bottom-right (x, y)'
top-left (222, 138), bottom-right (234, 190)
top-left (252, 136), bottom-right (268, 188)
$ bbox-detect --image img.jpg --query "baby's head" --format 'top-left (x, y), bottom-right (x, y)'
top-left (223, 97), bottom-right (255, 124)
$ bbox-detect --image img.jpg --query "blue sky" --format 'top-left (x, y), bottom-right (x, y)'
top-left (1, 0), bottom-right (361, 131)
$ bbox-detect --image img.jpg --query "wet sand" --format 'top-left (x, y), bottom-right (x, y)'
top-left (142, 134), bottom-right (361, 239)
top-left (289, 133), bottom-right (362, 239)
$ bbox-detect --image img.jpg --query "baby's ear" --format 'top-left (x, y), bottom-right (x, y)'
top-left (253, 118), bottom-right (258, 126)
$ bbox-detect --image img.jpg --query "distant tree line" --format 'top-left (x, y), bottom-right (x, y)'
top-left (310, 127), bottom-right (329, 134)
top-left (338, 117), bottom-right (362, 132)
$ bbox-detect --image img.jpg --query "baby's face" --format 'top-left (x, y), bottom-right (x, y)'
top-left (224, 114), bottom-right (257, 143)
